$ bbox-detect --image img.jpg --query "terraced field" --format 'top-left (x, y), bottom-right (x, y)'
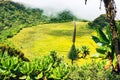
top-left (9, 22), bottom-right (98, 65)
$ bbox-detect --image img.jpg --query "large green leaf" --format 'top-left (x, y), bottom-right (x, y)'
top-left (0, 68), bottom-right (6, 74)
top-left (19, 75), bottom-right (27, 79)
top-left (91, 36), bottom-right (101, 43)
top-left (1, 57), bottom-right (10, 69)
top-left (106, 27), bottom-right (112, 41)
top-left (45, 63), bottom-right (53, 72)
top-left (9, 57), bottom-right (19, 70)
top-left (97, 28), bottom-right (109, 44)
top-left (91, 36), bottom-right (107, 46)
top-left (35, 72), bottom-right (43, 79)
top-left (90, 53), bottom-right (106, 59)
top-left (19, 62), bottom-right (33, 74)
top-left (96, 47), bottom-right (107, 54)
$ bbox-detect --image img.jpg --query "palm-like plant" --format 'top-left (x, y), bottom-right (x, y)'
top-left (81, 46), bottom-right (90, 58)
top-left (91, 28), bottom-right (116, 70)
top-left (91, 28), bottom-right (113, 58)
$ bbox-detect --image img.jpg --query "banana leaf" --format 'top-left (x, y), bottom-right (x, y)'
top-left (96, 47), bottom-right (107, 54)
top-left (96, 28), bottom-right (109, 44)
top-left (92, 36), bottom-right (107, 46)
top-left (91, 36), bottom-right (101, 43)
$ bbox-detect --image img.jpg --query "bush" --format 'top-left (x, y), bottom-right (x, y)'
top-left (68, 60), bottom-right (120, 80)
top-left (0, 44), bottom-right (29, 61)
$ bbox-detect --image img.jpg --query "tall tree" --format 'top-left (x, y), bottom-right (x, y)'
top-left (86, 0), bottom-right (120, 73)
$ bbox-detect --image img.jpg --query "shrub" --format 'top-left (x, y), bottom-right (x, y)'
top-left (68, 60), bottom-right (120, 80)
top-left (80, 45), bottom-right (90, 58)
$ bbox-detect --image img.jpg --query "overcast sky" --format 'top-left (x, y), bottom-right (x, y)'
top-left (12, 0), bottom-right (120, 20)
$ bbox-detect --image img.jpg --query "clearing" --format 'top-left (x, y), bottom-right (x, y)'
top-left (9, 22), bottom-right (98, 65)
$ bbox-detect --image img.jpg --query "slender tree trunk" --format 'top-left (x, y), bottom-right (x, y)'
top-left (103, 0), bottom-right (120, 73)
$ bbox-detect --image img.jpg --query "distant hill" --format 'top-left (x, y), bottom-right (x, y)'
top-left (0, 1), bottom-right (48, 30)
top-left (0, 1), bottom-right (48, 41)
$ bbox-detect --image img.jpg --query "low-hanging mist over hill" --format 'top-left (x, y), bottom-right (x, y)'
top-left (0, 1), bottom-right (81, 42)
top-left (12, 0), bottom-right (120, 20)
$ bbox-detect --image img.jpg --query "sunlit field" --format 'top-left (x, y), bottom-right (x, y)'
top-left (9, 22), bottom-right (97, 65)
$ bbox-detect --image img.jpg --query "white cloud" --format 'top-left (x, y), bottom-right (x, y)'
top-left (12, 0), bottom-right (120, 20)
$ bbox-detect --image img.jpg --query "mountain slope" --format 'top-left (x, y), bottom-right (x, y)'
top-left (0, 1), bottom-right (47, 41)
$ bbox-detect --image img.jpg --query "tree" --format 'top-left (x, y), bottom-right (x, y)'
top-left (85, 0), bottom-right (120, 73)
top-left (58, 10), bottom-right (76, 22)
top-left (49, 10), bottom-right (77, 23)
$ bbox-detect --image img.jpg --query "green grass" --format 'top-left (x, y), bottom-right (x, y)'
top-left (9, 22), bottom-right (97, 65)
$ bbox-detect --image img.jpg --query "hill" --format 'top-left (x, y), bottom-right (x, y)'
top-left (0, 1), bottom-right (48, 41)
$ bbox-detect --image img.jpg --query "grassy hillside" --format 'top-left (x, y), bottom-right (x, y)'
top-left (9, 22), bottom-right (97, 65)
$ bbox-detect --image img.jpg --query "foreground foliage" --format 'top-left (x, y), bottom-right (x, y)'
top-left (1, 47), bottom-right (120, 80)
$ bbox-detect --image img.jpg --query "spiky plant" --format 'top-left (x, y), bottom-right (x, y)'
top-left (68, 21), bottom-right (79, 65)
top-left (68, 44), bottom-right (78, 65)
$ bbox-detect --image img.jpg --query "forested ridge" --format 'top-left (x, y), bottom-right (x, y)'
top-left (0, 1), bottom-right (48, 41)
top-left (0, 1), bottom-right (46, 31)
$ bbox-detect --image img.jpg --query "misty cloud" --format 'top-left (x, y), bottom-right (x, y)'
top-left (12, 0), bottom-right (120, 20)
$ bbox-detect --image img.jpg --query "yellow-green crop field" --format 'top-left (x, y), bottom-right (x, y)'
top-left (9, 22), bottom-right (98, 65)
